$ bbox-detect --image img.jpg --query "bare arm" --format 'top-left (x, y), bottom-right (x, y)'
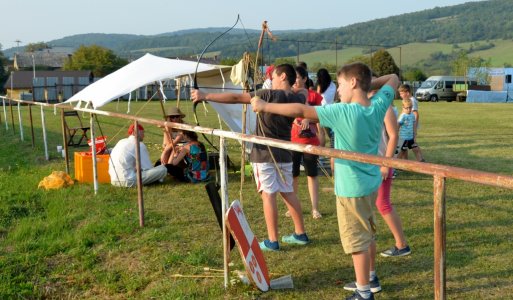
top-left (413, 116), bottom-right (418, 141)
top-left (413, 110), bottom-right (419, 132)
top-left (384, 107), bottom-right (399, 159)
top-left (163, 130), bottom-right (183, 147)
top-left (170, 146), bottom-right (189, 166)
top-left (250, 97), bottom-right (319, 121)
top-left (191, 89), bottom-right (251, 104)
top-left (317, 123), bottom-right (325, 146)
top-left (370, 74), bottom-right (400, 91)
top-left (381, 106), bottom-right (399, 179)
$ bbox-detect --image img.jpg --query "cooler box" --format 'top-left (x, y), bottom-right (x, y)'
top-left (74, 152), bottom-right (111, 183)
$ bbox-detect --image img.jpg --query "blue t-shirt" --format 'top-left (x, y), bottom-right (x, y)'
top-left (398, 113), bottom-right (415, 140)
top-left (315, 85), bottom-right (394, 197)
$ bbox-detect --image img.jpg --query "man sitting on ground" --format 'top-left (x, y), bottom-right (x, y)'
top-left (109, 124), bottom-right (167, 187)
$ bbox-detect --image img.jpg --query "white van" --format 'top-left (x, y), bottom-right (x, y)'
top-left (415, 76), bottom-right (474, 102)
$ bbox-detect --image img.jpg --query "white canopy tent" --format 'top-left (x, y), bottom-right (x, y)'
top-left (65, 53), bottom-right (255, 134)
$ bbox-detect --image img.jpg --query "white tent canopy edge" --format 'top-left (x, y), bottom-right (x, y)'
top-left (65, 53), bottom-right (256, 134)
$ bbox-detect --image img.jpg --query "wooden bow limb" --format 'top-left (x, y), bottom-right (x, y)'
top-left (239, 52), bottom-right (253, 206)
top-left (317, 158), bottom-right (335, 184)
top-left (252, 21), bottom-right (285, 184)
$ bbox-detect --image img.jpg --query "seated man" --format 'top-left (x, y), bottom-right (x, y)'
top-left (109, 124), bottom-right (167, 187)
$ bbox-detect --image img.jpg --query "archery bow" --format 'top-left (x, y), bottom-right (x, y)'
top-left (192, 15), bottom-right (241, 151)
top-left (252, 21), bottom-right (286, 183)
top-left (192, 15), bottom-right (241, 168)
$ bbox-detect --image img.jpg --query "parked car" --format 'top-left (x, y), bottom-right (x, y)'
top-left (415, 76), bottom-right (476, 102)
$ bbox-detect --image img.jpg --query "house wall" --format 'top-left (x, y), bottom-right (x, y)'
top-left (5, 88), bottom-right (31, 100)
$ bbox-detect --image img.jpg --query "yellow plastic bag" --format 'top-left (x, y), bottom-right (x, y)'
top-left (38, 171), bottom-right (74, 190)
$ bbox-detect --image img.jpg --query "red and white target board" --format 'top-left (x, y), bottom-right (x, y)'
top-left (226, 200), bottom-right (270, 291)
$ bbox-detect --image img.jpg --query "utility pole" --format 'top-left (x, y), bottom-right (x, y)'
top-left (32, 54), bottom-right (36, 79)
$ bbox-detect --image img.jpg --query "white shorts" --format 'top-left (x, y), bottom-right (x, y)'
top-left (252, 162), bottom-right (293, 194)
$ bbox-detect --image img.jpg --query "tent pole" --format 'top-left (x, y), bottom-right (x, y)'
top-left (60, 108), bottom-right (70, 174)
top-left (40, 106), bottom-right (49, 160)
top-left (9, 72), bottom-right (15, 133)
top-left (29, 104), bottom-right (35, 148)
top-left (220, 136), bottom-right (230, 289)
top-left (17, 101), bottom-right (24, 141)
top-left (90, 114), bottom-right (99, 195)
top-left (2, 97), bottom-right (8, 130)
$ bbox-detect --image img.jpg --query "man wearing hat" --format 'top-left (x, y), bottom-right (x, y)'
top-left (109, 123), bottom-right (167, 187)
top-left (162, 106), bottom-right (186, 150)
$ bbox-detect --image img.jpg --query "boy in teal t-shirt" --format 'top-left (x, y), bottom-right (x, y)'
top-left (251, 63), bottom-right (399, 300)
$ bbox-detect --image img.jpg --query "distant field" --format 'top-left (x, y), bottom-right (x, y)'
top-left (469, 39), bottom-right (513, 66)
top-left (295, 47), bottom-right (366, 66)
top-left (292, 39), bottom-right (513, 70)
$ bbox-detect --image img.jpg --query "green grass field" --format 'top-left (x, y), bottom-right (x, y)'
top-left (1, 99), bottom-right (513, 299)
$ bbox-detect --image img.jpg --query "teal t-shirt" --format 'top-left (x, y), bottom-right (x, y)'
top-left (316, 85), bottom-right (395, 197)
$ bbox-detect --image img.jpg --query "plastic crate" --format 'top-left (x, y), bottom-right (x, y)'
top-left (74, 152), bottom-right (111, 183)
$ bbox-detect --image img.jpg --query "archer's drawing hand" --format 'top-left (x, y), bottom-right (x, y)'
top-left (380, 166), bottom-right (390, 181)
top-left (300, 119), bottom-right (310, 130)
top-left (250, 96), bottom-right (265, 113)
top-left (191, 89), bottom-right (206, 104)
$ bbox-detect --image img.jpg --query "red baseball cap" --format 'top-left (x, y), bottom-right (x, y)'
top-left (127, 123), bottom-right (144, 135)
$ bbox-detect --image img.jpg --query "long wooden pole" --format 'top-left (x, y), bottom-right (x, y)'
top-left (134, 120), bottom-right (145, 227)
top-left (434, 175), bottom-right (446, 300)
top-left (9, 72), bottom-right (15, 133)
top-left (60, 108), bottom-right (70, 174)
top-left (64, 106), bottom-right (513, 190)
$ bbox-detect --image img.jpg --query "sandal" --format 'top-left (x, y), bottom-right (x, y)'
top-left (312, 210), bottom-right (322, 219)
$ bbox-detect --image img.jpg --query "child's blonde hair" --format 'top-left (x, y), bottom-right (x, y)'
top-left (402, 98), bottom-right (412, 107)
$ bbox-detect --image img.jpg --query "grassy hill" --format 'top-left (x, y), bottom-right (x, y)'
top-left (290, 39), bottom-right (513, 76)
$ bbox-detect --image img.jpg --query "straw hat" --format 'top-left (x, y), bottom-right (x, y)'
top-left (166, 106), bottom-right (185, 118)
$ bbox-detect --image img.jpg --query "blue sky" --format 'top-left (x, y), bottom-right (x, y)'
top-left (2, 0), bottom-right (483, 50)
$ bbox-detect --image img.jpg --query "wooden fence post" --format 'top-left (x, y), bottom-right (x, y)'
top-left (434, 175), bottom-right (446, 300)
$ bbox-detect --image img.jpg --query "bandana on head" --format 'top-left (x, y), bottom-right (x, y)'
top-left (127, 124), bottom-right (144, 135)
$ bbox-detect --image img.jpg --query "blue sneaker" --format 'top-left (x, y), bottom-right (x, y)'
top-left (343, 276), bottom-right (382, 293)
top-left (345, 290), bottom-right (375, 300)
top-left (380, 245), bottom-right (411, 257)
top-left (281, 233), bottom-right (310, 245)
top-left (259, 239), bottom-right (279, 251)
